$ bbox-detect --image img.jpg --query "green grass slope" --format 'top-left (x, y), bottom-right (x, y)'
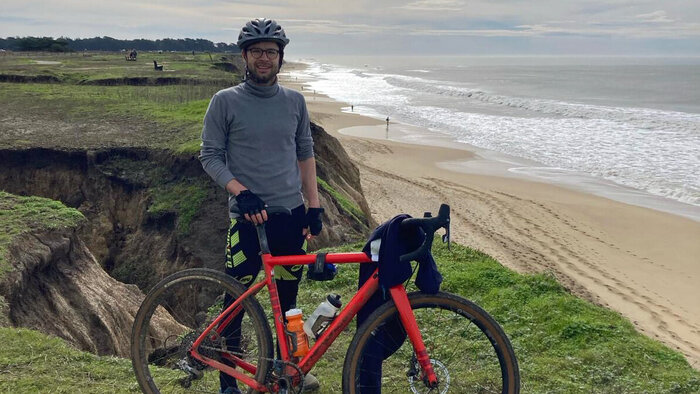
top-left (0, 328), bottom-right (137, 393)
top-left (1, 241), bottom-right (697, 393)
top-left (0, 191), bottom-right (84, 280)
top-left (428, 242), bottom-right (700, 393)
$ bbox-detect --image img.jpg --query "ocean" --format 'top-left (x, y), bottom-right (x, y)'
top-left (287, 56), bottom-right (700, 221)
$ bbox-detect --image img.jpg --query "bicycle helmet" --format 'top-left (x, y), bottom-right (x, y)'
top-left (237, 18), bottom-right (290, 50)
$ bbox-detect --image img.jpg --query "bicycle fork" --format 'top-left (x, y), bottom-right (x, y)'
top-left (389, 285), bottom-right (439, 389)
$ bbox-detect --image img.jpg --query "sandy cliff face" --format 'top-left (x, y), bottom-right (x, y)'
top-left (1, 228), bottom-right (144, 357)
top-left (309, 122), bottom-right (376, 245)
top-left (0, 121), bottom-right (372, 356)
top-left (0, 121), bottom-right (371, 291)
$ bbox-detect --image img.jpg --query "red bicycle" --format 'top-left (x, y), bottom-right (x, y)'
top-left (131, 204), bottom-right (519, 393)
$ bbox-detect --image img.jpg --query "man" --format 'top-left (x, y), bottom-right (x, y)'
top-left (199, 18), bottom-right (323, 394)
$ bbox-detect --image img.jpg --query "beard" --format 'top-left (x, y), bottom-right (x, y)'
top-left (246, 61), bottom-right (279, 85)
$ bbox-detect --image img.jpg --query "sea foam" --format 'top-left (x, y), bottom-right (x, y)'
top-left (297, 61), bottom-right (700, 210)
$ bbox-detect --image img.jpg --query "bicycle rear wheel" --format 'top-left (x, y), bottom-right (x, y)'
top-left (342, 291), bottom-right (519, 393)
top-left (131, 268), bottom-right (273, 394)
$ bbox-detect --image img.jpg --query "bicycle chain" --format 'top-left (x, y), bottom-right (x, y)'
top-left (198, 344), bottom-right (305, 394)
top-left (180, 332), bottom-right (223, 367)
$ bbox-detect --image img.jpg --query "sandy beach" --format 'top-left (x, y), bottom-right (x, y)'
top-left (280, 64), bottom-right (700, 368)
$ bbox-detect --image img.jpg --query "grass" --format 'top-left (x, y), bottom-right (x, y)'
top-left (0, 82), bottom-right (219, 152)
top-left (0, 191), bottom-right (84, 280)
top-left (0, 328), bottom-right (138, 393)
top-left (0, 296), bottom-right (8, 326)
top-left (292, 241), bottom-right (700, 393)
top-left (0, 51), bottom-right (239, 84)
top-left (0, 53), bottom-right (228, 234)
top-left (0, 51), bottom-right (240, 153)
top-left (1, 240), bottom-right (698, 392)
top-left (94, 153), bottom-right (210, 236)
top-left (147, 176), bottom-right (210, 234)
top-left (431, 242), bottom-right (700, 393)
top-left (316, 177), bottom-right (366, 225)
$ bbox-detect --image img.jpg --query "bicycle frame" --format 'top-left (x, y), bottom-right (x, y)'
top-left (187, 250), bottom-right (438, 392)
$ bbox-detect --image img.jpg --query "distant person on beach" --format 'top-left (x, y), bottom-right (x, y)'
top-left (351, 104), bottom-right (354, 112)
top-left (199, 18), bottom-right (322, 394)
top-left (386, 116), bottom-right (390, 125)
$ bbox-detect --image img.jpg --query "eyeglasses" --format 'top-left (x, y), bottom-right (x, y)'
top-left (247, 48), bottom-right (280, 59)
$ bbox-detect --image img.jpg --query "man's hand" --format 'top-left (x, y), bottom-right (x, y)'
top-left (235, 190), bottom-right (268, 224)
top-left (303, 207), bottom-right (324, 239)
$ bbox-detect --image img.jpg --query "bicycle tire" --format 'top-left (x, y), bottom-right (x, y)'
top-left (131, 268), bottom-right (274, 394)
top-left (342, 291), bottom-right (519, 393)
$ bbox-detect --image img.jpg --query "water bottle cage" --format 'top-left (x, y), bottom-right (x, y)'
top-left (284, 327), bottom-right (298, 356)
top-left (311, 316), bottom-right (335, 338)
top-left (307, 253), bottom-right (337, 281)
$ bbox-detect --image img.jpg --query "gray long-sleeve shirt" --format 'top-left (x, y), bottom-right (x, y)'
top-left (199, 80), bottom-right (314, 217)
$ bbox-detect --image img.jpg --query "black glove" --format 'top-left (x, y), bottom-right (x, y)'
top-left (235, 190), bottom-right (266, 216)
top-left (305, 207), bottom-right (324, 235)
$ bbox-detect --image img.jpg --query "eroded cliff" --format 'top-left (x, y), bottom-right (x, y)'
top-left (0, 122), bottom-right (372, 356)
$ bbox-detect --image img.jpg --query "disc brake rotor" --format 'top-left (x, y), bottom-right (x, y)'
top-left (408, 358), bottom-right (450, 394)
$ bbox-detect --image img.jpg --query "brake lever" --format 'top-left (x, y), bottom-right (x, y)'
top-left (442, 218), bottom-right (451, 251)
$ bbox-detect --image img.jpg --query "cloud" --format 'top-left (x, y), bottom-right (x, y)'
top-left (405, 18), bottom-right (700, 39)
top-left (276, 19), bottom-right (401, 35)
top-left (635, 10), bottom-right (674, 23)
top-left (399, 0), bottom-right (466, 12)
top-left (1, 0), bottom-right (699, 54)
top-left (409, 28), bottom-right (531, 37)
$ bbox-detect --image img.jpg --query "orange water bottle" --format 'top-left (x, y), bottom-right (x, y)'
top-left (285, 308), bottom-right (310, 357)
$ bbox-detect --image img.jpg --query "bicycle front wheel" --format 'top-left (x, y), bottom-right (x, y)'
top-left (131, 268), bottom-right (273, 394)
top-left (342, 291), bottom-right (519, 393)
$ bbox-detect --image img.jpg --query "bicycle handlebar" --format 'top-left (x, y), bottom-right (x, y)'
top-left (239, 204), bottom-right (450, 260)
top-left (399, 204), bottom-right (451, 262)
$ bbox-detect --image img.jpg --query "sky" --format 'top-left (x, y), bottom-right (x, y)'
top-left (2, 0), bottom-right (700, 56)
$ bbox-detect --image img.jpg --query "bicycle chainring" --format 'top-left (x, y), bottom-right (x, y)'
top-left (266, 359), bottom-right (305, 394)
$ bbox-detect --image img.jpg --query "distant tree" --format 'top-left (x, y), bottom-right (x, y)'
top-left (5, 36), bottom-right (72, 52)
top-left (0, 37), bottom-right (21, 50)
top-left (216, 42), bottom-right (239, 52)
top-left (1, 36), bottom-right (240, 52)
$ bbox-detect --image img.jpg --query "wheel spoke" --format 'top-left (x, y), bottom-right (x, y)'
top-left (344, 292), bottom-right (519, 393)
top-left (131, 269), bottom-right (273, 393)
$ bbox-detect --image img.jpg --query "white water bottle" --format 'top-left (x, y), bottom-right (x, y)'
top-left (303, 293), bottom-right (342, 339)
